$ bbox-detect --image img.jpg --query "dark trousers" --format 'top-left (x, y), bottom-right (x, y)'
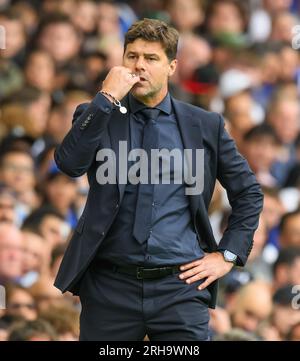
top-left (78, 262), bottom-right (211, 341)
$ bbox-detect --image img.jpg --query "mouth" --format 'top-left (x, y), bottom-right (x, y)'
top-left (133, 76), bottom-right (148, 88)
top-left (137, 76), bottom-right (148, 82)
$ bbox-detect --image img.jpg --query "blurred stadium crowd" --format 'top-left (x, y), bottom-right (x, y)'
top-left (0, 0), bottom-right (300, 341)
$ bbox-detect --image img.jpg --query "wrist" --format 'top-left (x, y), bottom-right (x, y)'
top-left (99, 89), bottom-right (118, 104)
top-left (217, 250), bottom-right (237, 265)
top-left (99, 89), bottom-right (128, 114)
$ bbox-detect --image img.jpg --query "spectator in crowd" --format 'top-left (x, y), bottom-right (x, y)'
top-left (165, 0), bottom-right (204, 34)
top-left (270, 11), bottom-right (298, 44)
top-left (96, 0), bottom-right (122, 40)
top-left (261, 186), bottom-right (286, 254)
top-left (8, 318), bottom-right (57, 341)
top-left (0, 183), bottom-right (18, 224)
top-left (20, 229), bottom-right (51, 286)
top-left (0, 223), bottom-right (23, 285)
top-left (221, 71), bottom-right (260, 148)
top-left (0, 148), bottom-right (38, 216)
top-left (267, 96), bottom-right (300, 186)
top-left (35, 144), bottom-right (59, 183)
top-left (39, 303), bottom-right (80, 340)
top-left (262, 187), bottom-right (285, 233)
top-left (1, 101), bottom-right (43, 141)
top-left (284, 134), bottom-right (300, 188)
top-left (204, 0), bottom-right (249, 36)
top-left (40, 0), bottom-right (76, 16)
top-left (245, 216), bottom-right (272, 281)
top-left (174, 33), bottom-right (212, 92)
top-left (9, 1), bottom-right (39, 36)
top-left (278, 46), bottom-right (300, 83)
top-left (208, 305), bottom-right (232, 337)
top-left (0, 9), bottom-right (27, 65)
top-left (37, 13), bottom-right (82, 66)
top-left (226, 281), bottom-right (273, 335)
top-left (19, 87), bottom-right (51, 137)
top-left (5, 284), bottom-right (37, 321)
top-left (242, 124), bottom-right (281, 187)
top-left (279, 209), bottom-right (300, 248)
top-left (71, 0), bottom-right (97, 36)
top-left (269, 285), bottom-right (300, 341)
top-left (249, 0), bottom-right (294, 43)
top-left (24, 49), bottom-right (56, 93)
top-left (28, 276), bottom-right (64, 313)
top-left (37, 14), bottom-right (84, 90)
top-left (81, 51), bottom-right (108, 94)
top-left (42, 167), bottom-right (78, 229)
top-left (272, 247), bottom-right (300, 290)
top-left (22, 206), bottom-right (70, 250)
top-left (46, 91), bottom-right (92, 144)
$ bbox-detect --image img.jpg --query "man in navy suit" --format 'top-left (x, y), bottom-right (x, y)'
top-left (54, 18), bottom-right (263, 340)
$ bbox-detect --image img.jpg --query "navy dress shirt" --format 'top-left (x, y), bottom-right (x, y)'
top-left (95, 92), bottom-right (204, 267)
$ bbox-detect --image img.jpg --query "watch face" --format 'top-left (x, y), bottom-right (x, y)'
top-left (224, 250), bottom-right (237, 262)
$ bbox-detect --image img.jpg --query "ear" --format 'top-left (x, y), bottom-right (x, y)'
top-left (168, 59), bottom-right (177, 77)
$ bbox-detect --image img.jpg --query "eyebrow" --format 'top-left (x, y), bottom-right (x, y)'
top-left (126, 51), bottom-right (160, 57)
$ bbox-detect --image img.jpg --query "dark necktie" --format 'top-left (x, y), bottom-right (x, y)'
top-left (133, 107), bottom-right (160, 243)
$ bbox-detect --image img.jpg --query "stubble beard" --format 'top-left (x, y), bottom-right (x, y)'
top-left (131, 82), bottom-right (164, 104)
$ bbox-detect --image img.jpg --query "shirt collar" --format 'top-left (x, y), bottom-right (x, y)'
top-left (129, 92), bottom-right (172, 115)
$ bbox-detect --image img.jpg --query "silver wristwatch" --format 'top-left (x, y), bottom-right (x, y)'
top-left (218, 250), bottom-right (237, 265)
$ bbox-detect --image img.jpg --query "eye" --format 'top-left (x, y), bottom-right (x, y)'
top-left (147, 56), bottom-right (158, 61)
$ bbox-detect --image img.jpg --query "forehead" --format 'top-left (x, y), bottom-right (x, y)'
top-left (23, 232), bottom-right (43, 243)
top-left (125, 39), bottom-right (166, 55)
top-left (43, 215), bottom-right (63, 225)
top-left (45, 22), bottom-right (75, 35)
top-left (3, 152), bottom-right (33, 164)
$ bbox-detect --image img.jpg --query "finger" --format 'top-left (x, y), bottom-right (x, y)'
top-left (184, 270), bottom-right (210, 284)
top-left (197, 276), bottom-right (215, 290)
top-left (180, 258), bottom-right (203, 271)
top-left (126, 73), bottom-right (140, 86)
top-left (179, 264), bottom-right (206, 279)
top-left (130, 74), bottom-right (141, 84)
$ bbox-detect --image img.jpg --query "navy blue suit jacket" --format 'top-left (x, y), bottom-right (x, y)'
top-left (54, 93), bottom-right (263, 308)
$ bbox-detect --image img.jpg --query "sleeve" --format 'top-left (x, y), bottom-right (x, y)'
top-left (54, 93), bottom-right (114, 177)
top-left (216, 114), bottom-right (264, 266)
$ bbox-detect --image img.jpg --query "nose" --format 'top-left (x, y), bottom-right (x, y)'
top-left (135, 56), bottom-right (145, 72)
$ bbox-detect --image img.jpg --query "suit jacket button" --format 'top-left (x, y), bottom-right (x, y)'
top-left (101, 231), bottom-right (105, 236)
top-left (115, 203), bottom-right (119, 209)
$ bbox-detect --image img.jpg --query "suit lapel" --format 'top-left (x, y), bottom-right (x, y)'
top-left (108, 95), bottom-right (130, 202)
